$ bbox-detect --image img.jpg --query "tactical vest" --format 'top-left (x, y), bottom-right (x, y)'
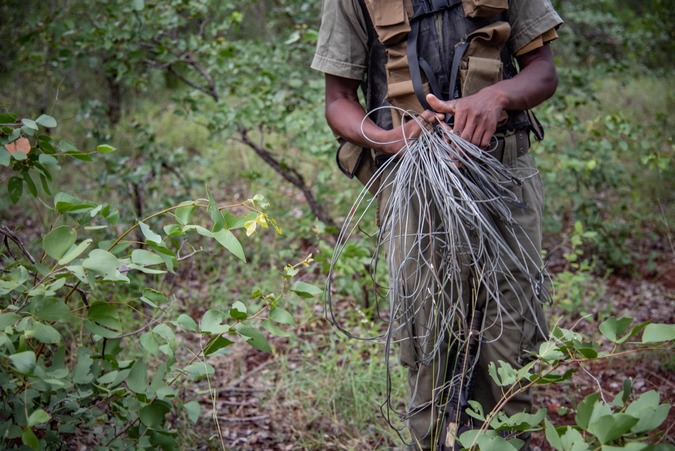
top-left (360, 0), bottom-right (532, 133)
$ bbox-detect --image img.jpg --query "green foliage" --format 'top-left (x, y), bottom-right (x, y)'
top-left (550, 221), bottom-right (607, 317)
top-left (461, 318), bottom-right (674, 450)
top-left (0, 115), bottom-right (320, 449)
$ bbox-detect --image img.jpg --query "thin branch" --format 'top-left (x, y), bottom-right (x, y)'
top-left (0, 226), bottom-right (36, 264)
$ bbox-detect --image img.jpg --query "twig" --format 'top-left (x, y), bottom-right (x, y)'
top-left (0, 226), bottom-right (36, 264)
top-left (216, 415), bottom-right (268, 423)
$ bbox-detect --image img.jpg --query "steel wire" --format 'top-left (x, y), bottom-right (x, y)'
top-left (325, 108), bottom-right (551, 443)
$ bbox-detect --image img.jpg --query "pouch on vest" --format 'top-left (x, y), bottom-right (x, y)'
top-left (461, 0), bottom-right (508, 18)
top-left (459, 21), bottom-right (511, 125)
top-left (336, 140), bottom-right (380, 196)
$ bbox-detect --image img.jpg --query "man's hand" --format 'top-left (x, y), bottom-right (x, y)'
top-left (426, 92), bottom-right (504, 149)
top-left (425, 44), bottom-right (558, 149)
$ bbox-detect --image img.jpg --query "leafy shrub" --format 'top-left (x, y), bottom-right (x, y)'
top-left (0, 113), bottom-right (320, 449)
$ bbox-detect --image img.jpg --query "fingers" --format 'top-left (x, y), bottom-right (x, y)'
top-left (426, 93), bottom-right (451, 112)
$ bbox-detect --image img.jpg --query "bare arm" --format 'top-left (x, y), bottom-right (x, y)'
top-left (325, 74), bottom-right (439, 155)
top-left (426, 43), bottom-right (558, 148)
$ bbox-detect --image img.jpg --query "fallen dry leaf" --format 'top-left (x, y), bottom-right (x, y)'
top-left (5, 137), bottom-right (31, 155)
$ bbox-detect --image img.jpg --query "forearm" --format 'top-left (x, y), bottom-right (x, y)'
top-left (325, 74), bottom-right (438, 154)
top-left (486, 46), bottom-right (559, 112)
top-left (326, 95), bottom-right (390, 150)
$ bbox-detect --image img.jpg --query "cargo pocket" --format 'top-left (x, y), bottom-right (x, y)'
top-left (458, 21), bottom-right (511, 125)
top-left (336, 140), bottom-right (380, 196)
top-left (462, 0), bottom-right (508, 18)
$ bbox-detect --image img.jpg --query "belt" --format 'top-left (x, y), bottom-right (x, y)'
top-left (486, 129), bottom-right (531, 163)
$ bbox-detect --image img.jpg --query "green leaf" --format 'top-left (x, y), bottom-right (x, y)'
top-left (0, 147), bottom-right (10, 166)
top-left (599, 317), bottom-right (635, 343)
top-left (26, 321), bottom-right (61, 344)
top-left (21, 118), bottom-right (39, 130)
top-left (625, 391), bottom-right (669, 433)
top-left (641, 323), bottom-right (675, 343)
top-left (132, 0), bottom-right (145, 11)
top-left (22, 427), bottom-right (39, 450)
top-left (576, 393), bottom-right (601, 430)
top-left (262, 319), bottom-right (291, 338)
top-left (82, 249), bottom-right (127, 281)
top-left (43, 226), bottom-right (77, 260)
top-left (30, 298), bottom-right (71, 322)
top-left (131, 249), bottom-right (165, 266)
top-left (73, 347), bottom-right (94, 384)
top-left (9, 350), bottom-right (36, 374)
top-left (176, 314), bottom-right (197, 332)
top-left (0, 312), bottom-right (19, 329)
top-left (207, 188), bottom-right (225, 232)
top-left (127, 359), bottom-right (148, 394)
top-left (153, 324), bottom-right (175, 343)
top-left (138, 221), bottom-right (162, 245)
top-left (601, 444), bottom-right (649, 451)
top-left (544, 418), bottom-right (563, 451)
top-left (54, 192), bottom-right (96, 213)
top-left (8, 176), bottom-right (22, 203)
top-left (588, 414), bottom-right (639, 444)
top-left (139, 400), bottom-right (171, 428)
top-left (175, 202), bottom-right (196, 225)
top-left (291, 281), bottom-right (323, 298)
top-left (0, 112), bottom-right (17, 123)
top-left (559, 427), bottom-right (590, 451)
top-left (183, 401), bottom-right (201, 424)
top-left (88, 302), bottom-right (122, 331)
top-left (27, 409), bottom-right (51, 427)
top-left (140, 289), bottom-right (167, 308)
top-left (213, 229), bottom-right (245, 261)
top-left (140, 332), bottom-right (159, 356)
top-left (22, 171), bottom-right (37, 197)
top-left (58, 239), bottom-right (93, 265)
top-left (236, 324), bottom-right (272, 353)
top-left (183, 361), bottom-right (215, 379)
top-left (97, 370), bottom-right (120, 385)
top-left (229, 301), bottom-right (248, 320)
top-left (200, 309), bottom-right (229, 334)
top-left (203, 335), bottom-right (235, 356)
top-left (96, 144), bottom-right (116, 153)
top-left (35, 114), bottom-right (57, 128)
top-left (537, 340), bottom-right (566, 363)
top-left (270, 307), bottom-right (295, 325)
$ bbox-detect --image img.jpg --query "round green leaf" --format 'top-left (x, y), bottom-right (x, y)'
top-left (26, 321), bottom-right (62, 344)
top-left (27, 409), bottom-right (51, 427)
top-left (127, 359), bottom-right (148, 394)
top-left (35, 114), bottom-right (57, 128)
top-left (183, 401), bottom-right (201, 424)
top-left (43, 226), bottom-right (77, 260)
top-left (139, 401), bottom-right (171, 428)
top-left (21, 118), bottom-right (38, 130)
top-left (9, 350), bottom-right (36, 374)
top-left (641, 323), bottom-right (675, 343)
top-left (131, 249), bottom-right (165, 266)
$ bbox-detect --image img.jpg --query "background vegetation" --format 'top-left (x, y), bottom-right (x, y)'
top-left (0, 0), bottom-right (673, 449)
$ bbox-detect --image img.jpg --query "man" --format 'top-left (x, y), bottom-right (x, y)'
top-left (313, 0), bottom-right (562, 448)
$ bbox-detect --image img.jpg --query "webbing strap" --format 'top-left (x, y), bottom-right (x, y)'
top-left (406, 20), bottom-right (432, 110)
top-left (449, 41), bottom-right (469, 100)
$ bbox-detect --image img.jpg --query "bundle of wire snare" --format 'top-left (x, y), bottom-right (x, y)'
top-left (325, 111), bottom-right (550, 433)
